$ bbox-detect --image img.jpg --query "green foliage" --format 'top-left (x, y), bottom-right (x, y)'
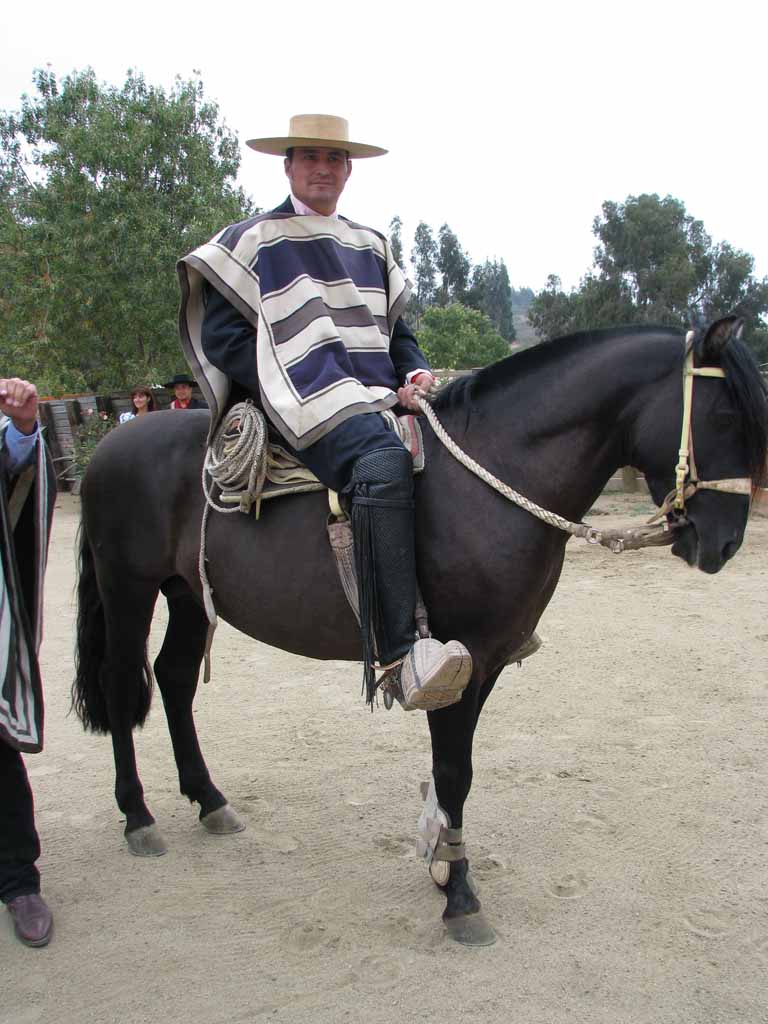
top-left (436, 224), bottom-right (470, 307)
top-left (410, 221), bottom-right (438, 315)
top-left (0, 67), bottom-right (255, 394)
top-left (69, 408), bottom-right (115, 476)
top-left (593, 194), bottom-right (709, 321)
top-left (465, 259), bottom-right (516, 341)
top-left (529, 194), bottom-right (768, 359)
top-left (418, 303), bottom-right (511, 369)
top-left (388, 214), bottom-right (404, 270)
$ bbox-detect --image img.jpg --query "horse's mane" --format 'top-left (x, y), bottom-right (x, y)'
top-left (693, 329), bottom-right (768, 488)
top-left (431, 324), bottom-right (678, 412)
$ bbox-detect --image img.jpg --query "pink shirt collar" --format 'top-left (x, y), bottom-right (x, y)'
top-left (290, 194), bottom-right (339, 219)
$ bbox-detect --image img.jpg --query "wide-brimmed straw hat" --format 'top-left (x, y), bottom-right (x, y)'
top-left (246, 114), bottom-right (387, 159)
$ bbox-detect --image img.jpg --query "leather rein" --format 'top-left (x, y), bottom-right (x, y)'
top-left (418, 332), bottom-right (753, 553)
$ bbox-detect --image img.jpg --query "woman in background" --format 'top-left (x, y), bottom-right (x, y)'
top-left (119, 386), bottom-right (156, 423)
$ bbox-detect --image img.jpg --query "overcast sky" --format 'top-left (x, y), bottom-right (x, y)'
top-left (2, 0), bottom-right (765, 292)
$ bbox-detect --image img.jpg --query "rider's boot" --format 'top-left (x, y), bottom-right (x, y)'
top-left (349, 447), bottom-right (472, 711)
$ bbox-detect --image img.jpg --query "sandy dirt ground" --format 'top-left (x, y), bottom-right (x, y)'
top-left (5, 491), bottom-right (768, 1024)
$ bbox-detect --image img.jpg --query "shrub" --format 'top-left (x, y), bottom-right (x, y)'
top-left (69, 409), bottom-right (115, 477)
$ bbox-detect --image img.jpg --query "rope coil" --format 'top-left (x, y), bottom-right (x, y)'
top-left (202, 401), bottom-right (268, 516)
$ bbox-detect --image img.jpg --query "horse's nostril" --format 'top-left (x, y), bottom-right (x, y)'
top-left (723, 540), bottom-right (739, 562)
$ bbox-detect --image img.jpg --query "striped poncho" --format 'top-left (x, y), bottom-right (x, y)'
top-left (178, 212), bottom-right (411, 449)
top-left (0, 423), bottom-right (55, 753)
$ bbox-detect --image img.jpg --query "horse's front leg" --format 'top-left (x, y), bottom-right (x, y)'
top-left (425, 668), bottom-right (503, 946)
top-left (154, 585), bottom-right (245, 836)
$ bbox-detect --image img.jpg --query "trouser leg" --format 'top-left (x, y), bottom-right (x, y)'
top-left (0, 741), bottom-right (41, 902)
top-left (348, 446), bottom-right (417, 696)
top-left (295, 412), bottom-right (472, 710)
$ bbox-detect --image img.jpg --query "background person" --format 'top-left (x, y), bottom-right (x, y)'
top-left (164, 373), bottom-right (204, 410)
top-left (0, 377), bottom-right (56, 948)
top-left (119, 385), bottom-right (157, 423)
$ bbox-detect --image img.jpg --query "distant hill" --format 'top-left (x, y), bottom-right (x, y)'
top-left (512, 311), bottom-right (538, 349)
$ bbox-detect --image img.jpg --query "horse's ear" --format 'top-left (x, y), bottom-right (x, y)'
top-left (701, 315), bottom-right (745, 359)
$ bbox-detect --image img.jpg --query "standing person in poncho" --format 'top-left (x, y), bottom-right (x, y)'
top-left (0, 378), bottom-right (56, 948)
top-left (177, 114), bottom-right (472, 711)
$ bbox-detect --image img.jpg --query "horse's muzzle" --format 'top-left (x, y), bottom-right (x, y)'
top-left (670, 518), bottom-right (744, 574)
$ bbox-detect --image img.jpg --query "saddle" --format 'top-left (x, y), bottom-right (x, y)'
top-left (198, 406), bottom-right (428, 682)
top-left (208, 406), bottom-right (425, 514)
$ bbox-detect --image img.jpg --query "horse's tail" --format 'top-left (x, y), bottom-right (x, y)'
top-left (71, 520), bottom-right (153, 733)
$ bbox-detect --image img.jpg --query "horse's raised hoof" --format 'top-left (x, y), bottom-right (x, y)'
top-left (126, 824), bottom-right (168, 857)
top-left (443, 910), bottom-right (497, 947)
top-left (200, 803), bottom-right (246, 835)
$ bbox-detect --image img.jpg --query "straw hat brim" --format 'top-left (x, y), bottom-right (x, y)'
top-left (246, 136), bottom-right (387, 159)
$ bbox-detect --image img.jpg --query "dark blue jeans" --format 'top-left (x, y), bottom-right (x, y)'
top-left (291, 411), bottom-right (407, 494)
top-left (0, 741), bottom-right (41, 901)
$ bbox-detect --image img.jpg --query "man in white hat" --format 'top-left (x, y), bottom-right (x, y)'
top-left (177, 114), bottom-right (472, 711)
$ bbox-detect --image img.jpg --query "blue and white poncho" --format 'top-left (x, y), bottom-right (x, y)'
top-left (177, 211), bottom-right (411, 450)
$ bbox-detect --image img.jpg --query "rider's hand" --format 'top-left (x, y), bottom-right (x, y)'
top-left (0, 378), bottom-right (38, 434)
top-left (397, 372), bottom-right (436, 412)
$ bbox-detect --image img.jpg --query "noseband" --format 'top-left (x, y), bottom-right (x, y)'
top-left (656, 331), bottom-right (752, 523)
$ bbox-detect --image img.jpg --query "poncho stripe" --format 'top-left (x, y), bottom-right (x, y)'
top-left (0, 425), bottom-right (53, 753)
top-left (178, 213), bottom-right (411, 450)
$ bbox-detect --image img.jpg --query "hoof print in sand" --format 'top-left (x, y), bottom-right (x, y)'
top-left (374, 834), bottom-right (413, 857)
top-left (548, 872), bottom-right (589, 899)
top-left (682, 908), bottom-right (733, 938)
top-left (288, 922), bottom-right (340, 952)
top-left (572, 810), bottom-right (616, 834)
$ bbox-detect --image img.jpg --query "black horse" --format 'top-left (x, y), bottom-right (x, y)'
top-left (73, 316), bottom-right (767, 945)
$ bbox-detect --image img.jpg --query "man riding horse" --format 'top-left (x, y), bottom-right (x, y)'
top-left (177, 114), bottom-right (472, 712)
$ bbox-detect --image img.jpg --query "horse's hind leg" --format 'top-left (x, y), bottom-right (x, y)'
top-left (99, 579), bottom-right (167, 856)
top-left (154, 582), bottom-right (244, 836)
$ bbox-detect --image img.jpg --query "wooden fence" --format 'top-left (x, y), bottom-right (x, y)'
top-left (38, 385), bottom-right (646, 496)
top-left (38, 389), bottom-right (206, 491)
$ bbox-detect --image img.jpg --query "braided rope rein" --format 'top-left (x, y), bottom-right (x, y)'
top-left (415, 396), bottom-right (674, 554)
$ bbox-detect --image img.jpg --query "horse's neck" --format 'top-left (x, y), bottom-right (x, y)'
top-left (444, 336), bottom-right (678, 523)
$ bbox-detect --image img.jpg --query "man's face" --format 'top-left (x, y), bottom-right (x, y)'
top-left (174, 383), bottom-right (192, 403)
top-left (284, 147), bottom-right (352, 216)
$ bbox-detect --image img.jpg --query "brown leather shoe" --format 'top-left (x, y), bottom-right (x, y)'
top-left (7, 894), bottom-right (53, 947)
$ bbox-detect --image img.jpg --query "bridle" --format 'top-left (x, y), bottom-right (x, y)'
top-left (416, 330), bottom-right (753, 553)
top-left (653, 331), bottom-right (752, 523)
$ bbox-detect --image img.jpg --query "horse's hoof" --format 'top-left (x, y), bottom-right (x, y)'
top-left (429, 860), bottom-right (480, 895)
top-left (126, 824), bottom-right (168, 857)
top-left (429, 860), bottom-right (450, 887)
top-left (201, 803), bottom-right (246, 835)
top-left (444, 910), bottom-right (497, 947)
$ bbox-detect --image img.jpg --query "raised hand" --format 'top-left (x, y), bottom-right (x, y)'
top-left (0, 378), bottom-right (39, 434)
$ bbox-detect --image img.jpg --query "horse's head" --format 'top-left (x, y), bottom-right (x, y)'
top-left (639, 316), bottom-right (767, 574)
